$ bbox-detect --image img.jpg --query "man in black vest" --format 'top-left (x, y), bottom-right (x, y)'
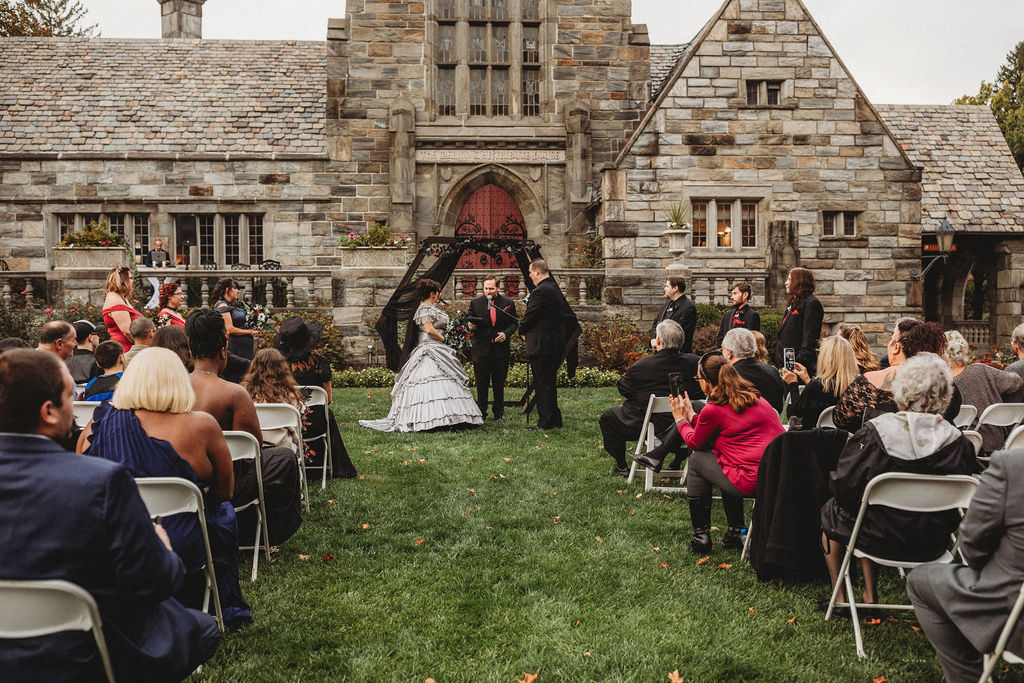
top-left (519, 259), bottom-right (572, 430)
top-left (467, 274), bottom-right (519, 422)
top-left (601, 320), bottom-right (697, 477)
top-left (716, 281), bottom-right (760, 347)
top-left (722, 327), bottom-right (785, 413)
top-left (650, 276), bottom-right (697, 354)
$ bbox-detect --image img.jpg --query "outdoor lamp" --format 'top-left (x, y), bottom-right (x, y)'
top-left (911, 218), bottom-right (954, 281)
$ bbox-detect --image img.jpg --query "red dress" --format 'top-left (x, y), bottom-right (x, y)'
top-left (102, 302), bottom-right (143, 352)
top-left (157, 308), bottom-right (187, 329)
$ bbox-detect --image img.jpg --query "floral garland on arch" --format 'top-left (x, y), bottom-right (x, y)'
top-left (428, 237), bottom-right (539, 266)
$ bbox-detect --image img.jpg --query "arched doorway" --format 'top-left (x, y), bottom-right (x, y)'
top-left (454, 184), bottom-right (527, 297)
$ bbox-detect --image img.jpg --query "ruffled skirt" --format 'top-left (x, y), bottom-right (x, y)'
top-left (359, 341), bottom-right (483, 432)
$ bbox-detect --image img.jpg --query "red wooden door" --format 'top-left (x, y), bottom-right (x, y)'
top-left (455, 184), bottom-right (525, 270)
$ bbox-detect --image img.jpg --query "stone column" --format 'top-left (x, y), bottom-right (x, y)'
top-left (767, 219), bottom-right (798, 307)
top-left (565, 100), bottom-right (591, 204)
top-left (326, 17), bottom-right (351, 162)
top-left (994, 241), bottom-right (1024, 345)
top-left (157, 0), bottom-right (206, 39)
top-left (389, 97), bottom-right (416, 232)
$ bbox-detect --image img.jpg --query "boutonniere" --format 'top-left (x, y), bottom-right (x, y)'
top-left (502, 305), bottom-right (510, 312)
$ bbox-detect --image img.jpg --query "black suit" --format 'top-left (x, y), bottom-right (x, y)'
top-left (599, 349), bottom-right (698, 467)
top-left (650, 295), bottom-right (697, 354)
top-left (519, 277), bottom-right (570, 428)
top-left (774, 294), bottom-right (824, 374)
top-left (468, 294), bottom-right (518, 419)
top-left (715, 304), bottom-right (761, 347)
top-left (732, 357), bottom-right (786, 413)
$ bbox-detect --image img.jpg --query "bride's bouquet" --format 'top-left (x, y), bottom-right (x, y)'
top-left (444, 311), bottom-right (470, 359)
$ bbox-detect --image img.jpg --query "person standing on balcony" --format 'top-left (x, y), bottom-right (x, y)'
top-left (467, 274), bottom-right (518, 423)
top-left (650, 276), bottom-right (696, 354)
top-left (716, 281), bottom-right (760, 347)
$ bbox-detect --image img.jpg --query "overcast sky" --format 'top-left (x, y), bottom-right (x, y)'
top-left (76, 0), bottom-right (1022, 105)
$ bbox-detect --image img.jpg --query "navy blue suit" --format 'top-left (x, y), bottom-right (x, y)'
top-left (0, 433), bottom-right (219, 682)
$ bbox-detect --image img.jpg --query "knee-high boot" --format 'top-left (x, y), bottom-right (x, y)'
top-left (688, 495), bottom-right (713, 554)
top-left (721, 494), bottom-right (746, 549)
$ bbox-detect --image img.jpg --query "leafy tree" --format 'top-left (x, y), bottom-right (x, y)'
top-left (957, 41), bottom-right (1024, 171)
top-left (0, 0), bottom-right (95, 37)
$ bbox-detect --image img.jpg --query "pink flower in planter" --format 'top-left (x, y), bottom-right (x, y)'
top-left (45, 308), bottom-right (52, 314)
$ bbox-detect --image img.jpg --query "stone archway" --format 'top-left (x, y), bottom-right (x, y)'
top-left (436, 164), bottom-right (545, 239)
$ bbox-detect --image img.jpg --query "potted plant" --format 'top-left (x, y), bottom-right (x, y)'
top-left (661, 202), bottom-right (692, 258)
top-left (338, 222), bottom-right (412, 267)
top-left (53, 220), bottom-right (131, 269)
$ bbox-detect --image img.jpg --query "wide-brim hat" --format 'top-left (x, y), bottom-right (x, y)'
top-left (275, 316), bottom-right (324, 362)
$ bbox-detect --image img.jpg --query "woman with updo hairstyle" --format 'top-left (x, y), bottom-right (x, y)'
top-left (156, 282), bottom-right (187, 329)
top-left (360, 277), bottom-right (483, 432)
top-left (838, 323), bottom-right (880, 372)
top-left (210, 277), bottom-right (256, 361)
top-left (101, 265), bottom-right (143, 352)
top-left (670, 352), bottom-right (785, 553)
top-left (944, 330), bottom-right (1023, 451)
top-left (774, 267), bottom-right (825, 375)
top-left (832, 318), bottom-right (962, 432)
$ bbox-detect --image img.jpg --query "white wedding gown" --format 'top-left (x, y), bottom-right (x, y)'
top-left (359, 303), bottom-right (484, 432)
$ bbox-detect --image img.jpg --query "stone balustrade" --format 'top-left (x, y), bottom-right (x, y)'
top-left (954, 320), bottom-right (993, 348)
top-left (690, 270), bottom-right (770, 307)
top-left (136, 267), bottom-right (333, 309)
top-left (448, 268), bottom-right (605, 304)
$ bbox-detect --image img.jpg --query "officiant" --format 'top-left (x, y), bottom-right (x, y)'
top-left (467, 274), bottom-right (519, 422)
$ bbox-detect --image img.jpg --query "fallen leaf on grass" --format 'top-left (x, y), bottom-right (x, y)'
top-left (467, 488), bottom-right (477, 496)
top-left (787, 616), bottom-right (797, 624)
top-left (503, 457), bottom-right (511, 462)
top-left (652, 547), bottom-right (660, 553)
top-left (697, 556), bottom-right (710, 565)
top-left (747, 607), bottom-right (756, 615)
top-left (873, 678), bottom-right (885, 683)
top-left (719, 563), bottom-right (732, 569)
top-left (628, 509), bottom-right (635, 515)
top-left (358, 476), bottom-right (365, 481)
top-left (413, 537), bottom-right (424, 546)
top-left (298, 554), bottom-right (310, 560)
top-left (616, 490), bottom-right (623, 495)
top-left (865, 618), bottom-right (883, 626)
top-left (327, 499), bottom-right (336, 504)
top-left (321, 554), bottom-right (335, 562)
top-left (636, 493), bottom-right (643, 499)
top-left (502, 429), bottom-right (509, 435)
top-left (660, 562), bottom-right (669, 569)
top-left (417, 459), bottom-right (425, 464)
top-left (583, 651), bottom-right (592, 658)
top-left (574, 620), bottom-right (580, 626)
top-left (595, 536), bottom-right (602, 542)
top-left (402, 460), bottom-right (409, 466)
top-left (361, 523), bottom-right (369, 529)
top-left (517, 668), bottom-right (539, 683)
top-left (552, 516), bottom-right (560, 524)
top-left (668, 670), bottom-right (684, 683)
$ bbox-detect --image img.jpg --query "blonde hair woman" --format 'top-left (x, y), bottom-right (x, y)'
top-left (751, 330), bottom-right (770, 364)
top-left (838, 323), bottom-right (880, 372)
top-left (781, 335), bottom-right (859, 429)
top-left (77, 347), bottom-right (252, 627)
top-left (101, 265), bottom-right (143, 352)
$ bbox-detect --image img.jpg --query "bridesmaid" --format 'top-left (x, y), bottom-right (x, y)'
top-left (211, 277), bottom-right (257, 361)
top-left (156, 282), bottom-right (186, 328)
top-left (774, 267), bottom-right (824, 376)
top-left (101, 265), bottom-right (143, 352)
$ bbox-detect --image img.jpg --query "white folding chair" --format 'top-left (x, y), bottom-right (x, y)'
top-left (134, 477), bottom-right (224, 632)
top-left (626, 395), bottom-right (687, 494)
top-left (224, 431), bottom-right (271, 582)
top-left (816, 406), bottom-right (836, 429)
top-left (977, 403), bottom-right (1024, 433)
top-left (954, 404), bottom-right (978, 429)
top-left (73, 400), bottom-right (98, 425)
top-left (824, 472), bottom-right (979, 659)
top-left (0, 579), bottom-right (115, 682)
top-left (74, 383), bottom-right (88, 400)
top-left (299, 386), bottom-right (333, 490)
top-left (1002, 424), bottom-right (1024, 451)
top-left (254, 403), bottom-right (309, 512)
top-left (980, 579), bottom-right (1024, 682)
top-left (963, 430), bottom-right (984, 457)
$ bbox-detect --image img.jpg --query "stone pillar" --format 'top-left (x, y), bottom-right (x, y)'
top-left (326, 17), bottom-right (351, 162)
top-left (767, 219), bottom-right (798, 307)
top-left (389, 97), bottom-right (416, 232)
top-left (565, 100), bottom-right (591, 204)
top-left (157, 0), bottom-right (206, 39)
top-left (994, 241), bottom-right (1024, 345)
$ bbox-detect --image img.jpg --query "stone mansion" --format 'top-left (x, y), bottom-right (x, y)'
top-left (1, 0), bottom-right (1022, 354)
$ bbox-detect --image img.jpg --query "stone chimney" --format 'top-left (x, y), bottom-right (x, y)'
top-left (158, 0), bottom-right (206, 39)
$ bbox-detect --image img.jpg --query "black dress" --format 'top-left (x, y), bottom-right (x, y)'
top-left (785, 378), bottom-right (840, 430)
top-left (292, 352), bottom-right (357, 478)
top-left (216, 302), bottom-right (254, 361)
top-left (774, 294), bottom-right (824, 373)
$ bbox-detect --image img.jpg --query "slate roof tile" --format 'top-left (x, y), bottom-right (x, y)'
top-left (649, 43), bottom-right (690, 97)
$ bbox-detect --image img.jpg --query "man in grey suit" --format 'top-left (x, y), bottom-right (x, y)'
top-left (908, 450), bottom-right (1024, 682)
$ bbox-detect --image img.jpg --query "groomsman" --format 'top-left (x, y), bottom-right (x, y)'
top-left (715, 281), bottom-right (760, 347)
top-left (467, 275), bottom-right (518, 422)
top-left (650, 276), bottom-right (697, 353)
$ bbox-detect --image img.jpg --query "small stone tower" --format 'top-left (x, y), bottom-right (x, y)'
top-left (158, 0), bottom-right (206, 39)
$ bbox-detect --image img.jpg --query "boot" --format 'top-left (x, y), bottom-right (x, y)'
top-left (688, 495), bottom-right (713, 554)
top-left (720, 494), bottom-right (746, 549)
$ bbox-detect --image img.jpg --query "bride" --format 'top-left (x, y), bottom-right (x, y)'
top-left (360, 278), bottom-right (484, 432)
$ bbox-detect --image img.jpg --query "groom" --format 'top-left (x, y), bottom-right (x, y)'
top-left (467, 275), bottom-right (518, 422)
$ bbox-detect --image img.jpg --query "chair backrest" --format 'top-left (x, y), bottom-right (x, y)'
top-left (861, 472), bottom-right (978, 513)
top-left (73, 401), bottom-right (98, 424)
top-left (223, 431), bottom-right (261, 464)
top-left (134, 477), bottom-right (204, 518)
top-left (0, 579), bottom-right (115, 682)
top-left (962, 430), bottom-right (984, 457)
top-left (953, 404), bottom-right (977, 428)
top-left (254, 403), bottom-right (302, 433)
top-left (977, 403), bottom-right (1024, 428)
top-left (300, 385), bottom-right (329, 409)
top-left (1003, 424), bottom-right (1024, 451)
top-left (816, 405), bottom-right (836, 429)
top-left (649, 395), bottom-right (672, 415)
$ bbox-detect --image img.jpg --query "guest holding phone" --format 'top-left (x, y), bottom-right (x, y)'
top-left (774, 267), bottom-right (824, 375)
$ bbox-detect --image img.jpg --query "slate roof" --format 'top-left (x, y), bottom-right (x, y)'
top-left (649, 43), bottom-right (690, 97)
top-left (876, 104), bottom-right (1024, 234)
top-left (0, 38), bottom-right (326, 155)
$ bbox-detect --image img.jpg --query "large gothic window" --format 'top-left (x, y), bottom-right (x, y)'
top-left (433, 0), bottom-right (543, 119)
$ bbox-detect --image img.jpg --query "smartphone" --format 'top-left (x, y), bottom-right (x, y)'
top-left (668, 372), bottom-right (686, 397)
top-left (783, 347), bottom-right (796, 371)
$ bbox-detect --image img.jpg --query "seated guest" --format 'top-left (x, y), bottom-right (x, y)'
top-left (945, 330), bottom-right (1024, 452)
top-left (186, 310), bottom-right (302, 546)
top-left (671, 353), bottom-right (785, 553)
top-left (722, 327), bottom-right (786, 412)
top-left (0, 337), bottom-right (30, 353)
top-left (832, 318), bottom-right (962, 432)
top-left (751, 330), bottom-right (770, 365)
top-left (1004, 323), bottom-right (1024, 381)
top-left (37, 320), bottom-right (76, 361)
top-left (151, 325), bottom-right (193, 372)
top-left (241, 348), bottom-right (304, 451)
top-left (0, 349), bottom-right (219, 679)
top-left (601, 320), bottom-right (696, 477)
top-left (781, 335), bottom-right (858, 430)
top-left (276, 316), bottom-right (358, 479)
top-left (82, 340), bottom-right (126, 401)
top-left (123, 316), bottom-right (156, 368)
top-left (838, 323), bottom-right (881, 372)
top-left (820, 353), bottom-right (975, 610)
top-left (78, 347), bottom-right (252, 628)
top-left (66, 319), bottom-right (102, 384)
top-left (908, 449), bottom-right (1024, 682)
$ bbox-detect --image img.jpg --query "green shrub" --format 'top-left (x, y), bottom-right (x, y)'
top-left (0, 298), bottom-right (105, 345)
top-left (695, 301), bottom-right (727, 330)
top-left (334, 362), bottom-right (619, 389)
top-left (580, 313), bottom-right (647, 373)
top-left (759, 308), bottom-right (784, 359)
top-left (333, 366), bottom-right (397, 388)
top-left (691, 324), bottom-right (721, 355)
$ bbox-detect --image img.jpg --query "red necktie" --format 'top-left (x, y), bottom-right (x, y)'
top-left (489, 301), bottom-right (497, 326)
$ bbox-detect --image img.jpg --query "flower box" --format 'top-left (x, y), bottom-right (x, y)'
top-left (337, 246), bottom-right (408, 267)
top-left (53, 246), bottom-right (129, 270)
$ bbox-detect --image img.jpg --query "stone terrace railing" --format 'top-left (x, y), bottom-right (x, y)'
top-left (137, 267), bottom-right (334, 308)
top-left (955, 320), bottom-right (993, 348)
top-left (448, 268), bottom-right (605, 304)
top-left (690, 270), bottom-right (771, 308)
top-left (0, 271), bottom-right (43, 305)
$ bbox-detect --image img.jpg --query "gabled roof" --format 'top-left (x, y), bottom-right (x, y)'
top-left (0, 38), bottom-right (326, 156)
top-left (649, 44), bottom-right (690, 97)
top-left (876, 104), bottom-right (1024, 234)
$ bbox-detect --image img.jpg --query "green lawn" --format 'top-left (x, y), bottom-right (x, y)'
top-left (194, 387), bottom-right (1016, 682)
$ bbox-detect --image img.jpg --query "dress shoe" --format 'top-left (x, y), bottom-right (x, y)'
top-left (610, 465), bottom-right (629, 478)
top-left (528, 425), bottom-right (545, 431)
top-left (721, 527), bottom-right (745, 550)
top-left (494, 417), bottom-right (504, 423)
top-left (628, 451), bottom-right (662, 473)
top-left (689, 530), bottom-right (712, 554)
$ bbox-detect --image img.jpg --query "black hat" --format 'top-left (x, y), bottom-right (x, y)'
top-left (274, 316), bottom-right (324, 362)
top-left (72, 319), bottom-right (97, 344)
